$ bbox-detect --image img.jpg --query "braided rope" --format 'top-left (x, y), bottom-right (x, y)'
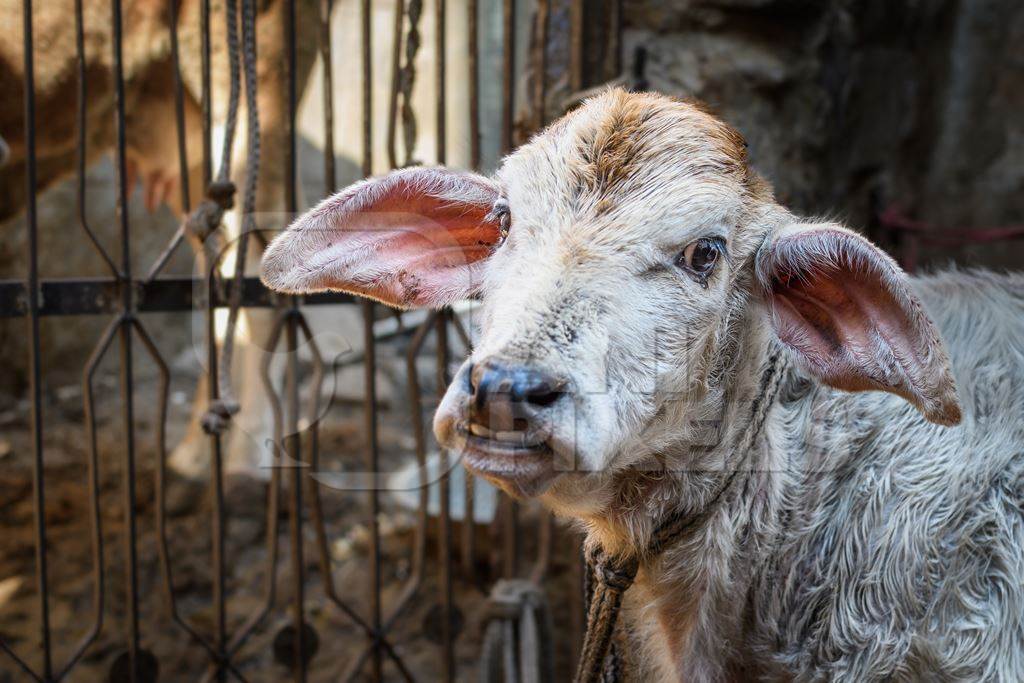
top-left (400, 0), bottom-right (422, 166)
top-left (573, 348), bottom-right (788, 683)
top-left (201, 0), bottom-right (260, 435)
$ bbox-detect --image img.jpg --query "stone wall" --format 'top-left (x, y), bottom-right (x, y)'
top-left (620, 0), bottom-right (1024, 269)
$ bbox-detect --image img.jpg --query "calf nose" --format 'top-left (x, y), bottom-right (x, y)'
top-left (469, 359), bottom-right (564, 432)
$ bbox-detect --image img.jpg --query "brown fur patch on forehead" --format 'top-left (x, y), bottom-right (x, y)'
top-left (567, 89), bottom-right (750, 210)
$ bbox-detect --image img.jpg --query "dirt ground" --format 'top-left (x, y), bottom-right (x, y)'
top-left (0, 350), bottom-right (583, 682)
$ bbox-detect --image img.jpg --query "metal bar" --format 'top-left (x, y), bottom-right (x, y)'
top-left (501, 496), bottom-right (519, 578)
top-left (171, 0), bottom-right (192, 214)
top-left (436, 311), bottom-right (454, 682)
top-left (141, 0), bottom-right (193, 283)
top-left (57, 317), bottom-right (118, 680)
top-left (0, 640), bottom-right (41, 683)
top-left (199, 2), bottom-right (228, 676)
top-left (0, 277), bottom-right (355, 317)
top-left (363, 300), bottom-right (384, 682)
top-left (16, 3), bottom-right (54, 678)
top-left (436, 7), bottom-right (453, 668)
top-left (501, 0), bottom-right (516, 153)
top-left (75, 0), bottom-right (118, 277)
top-left (321, 0), bottom-right (336, 193)
top-left (448, 314), bottom-right (477, 580)
top-left (533, 0), bottom-right (550, 129)
top-left (201, 0), bottom-right (214, 189)
top-left (225, 313), bottom-right (287, 660)
top-left (436, 0), bottom-right (446, 164)
top-left (529, 512), bottom-right (553, 583)
top-left (286, 313), bottom-right (307, 682)
top-left (283, 1), bottom-right (308, 681)
top-left (610, 0), bottom-right (623, 77)
top-left (110, 0), bottom-right (144, 677)
top-left (310, 8), bottom-right (410, 672)
top-left (569, 0), bottom-right (584, 92)
top-left (208, 286), bottom-right (229, 683)
top-left (339, 314), bottom-right (434, 683)
top-left (363, 0), bottom-right (374, 177)
top-left (467, 0), bottom-right (479, 169)
top-left (360, 2), bottom-right (381, 678)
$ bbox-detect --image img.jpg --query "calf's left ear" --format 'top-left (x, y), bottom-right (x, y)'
top-left (756, 222), bottom-right (961, 426)
top-left (260, 167), bottom-right (502, 308)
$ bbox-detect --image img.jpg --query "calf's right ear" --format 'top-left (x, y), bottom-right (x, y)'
top-left (260, 167), bottom-right (503, 308)
top-left (755, 222), bottom-right (961, 426)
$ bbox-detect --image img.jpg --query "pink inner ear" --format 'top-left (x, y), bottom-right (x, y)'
top-left (260, 168), bottom-right (501, 308)
top-left (761, 228), bottom-right (961, 425)
top-left (769, 265), bottom-right (922, 394)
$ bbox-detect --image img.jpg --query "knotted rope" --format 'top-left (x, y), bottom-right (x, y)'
top-left (196, 0), bottom-right (261, 436)
top-left (573, 349), bottom-right (788, 683)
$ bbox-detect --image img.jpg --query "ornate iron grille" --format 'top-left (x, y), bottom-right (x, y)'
top-left (0, 0), bottom-right (623, 681)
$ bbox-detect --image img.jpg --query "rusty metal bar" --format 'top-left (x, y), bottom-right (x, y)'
top-left (501, 497), bottom-right (519, 578)
top-left (197, 0), bottom-right (228, 677)
top-left (437, 312), bottom-right (455, 682)
top-left (321, 0), bottom-right (336, 193)
top-left (141, 0), bottom-right (193, 283)
top-left (467, 0), bottom-right (480, 168)
top-left (110, 0), bottom-right (147, 678)
top-left (57, 317), bottom-right (117, 680)
top-left (360, 0), bottom-right (383, 678)
top-left (201, 0), bottom-right (214, 188)
top-left (529, 512), bottom-right (553, 584)
top-left (310, 10), bottom-right (416, 676)
top-left (502, 0), bottom-right (516, 153)
top-left (171, 0), bottom-right (192, 213)
top-left (286, 313), bottom-right (308, 682)
top-left (436, 0), bottom-right (447, 164)
top-left (0, 276), bottom-right (354, 318)
top-left (610, 0), bottom-right (623, 77)
top-left (363, 0), bottom-right (374, 177)
top-left (15, 2), bottom-right (54, 679)
top-left (284, 0), bottom-right (309, 680)
top-left (363, 300), bottom-right (384, 682)
top-left (570, 0), bottom-right (584, 93)
top-left (534, 0), bottom-right (550, 129)
top-left (75, 0), bottom-right (118, 277)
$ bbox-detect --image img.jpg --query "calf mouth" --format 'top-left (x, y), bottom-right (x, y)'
top-left (451, 421), bottom-right (556, 497)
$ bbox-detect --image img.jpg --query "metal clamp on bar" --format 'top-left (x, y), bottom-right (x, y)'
top-left (480, 579), bottom-right (555, 683)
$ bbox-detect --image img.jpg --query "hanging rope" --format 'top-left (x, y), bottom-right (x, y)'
top-left (199, 0), bottom-right (260, 435)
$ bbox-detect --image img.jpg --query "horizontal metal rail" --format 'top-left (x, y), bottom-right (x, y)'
top-left (0, 277), bottom-right (354, 317)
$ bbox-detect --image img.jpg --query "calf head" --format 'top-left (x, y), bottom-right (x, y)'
top-left (261, 89), bottom-right (960, 507)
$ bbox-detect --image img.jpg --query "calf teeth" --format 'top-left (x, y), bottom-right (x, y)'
top-left (494, 430), bottom-right (526, 444)
top-left (469, 423), bottom-right (493, 438)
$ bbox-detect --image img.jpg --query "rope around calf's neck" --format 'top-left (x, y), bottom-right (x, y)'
top-left (573, 348), bottom-right (787, 683)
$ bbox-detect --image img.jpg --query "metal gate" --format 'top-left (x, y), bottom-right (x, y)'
top-left (0, 0), bottom-right (623, 681)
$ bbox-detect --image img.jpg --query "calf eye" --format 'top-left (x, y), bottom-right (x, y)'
top-left (676, 237), bottom-right (724, 286)
top-left (489, 198), bottom-right (511, 245)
